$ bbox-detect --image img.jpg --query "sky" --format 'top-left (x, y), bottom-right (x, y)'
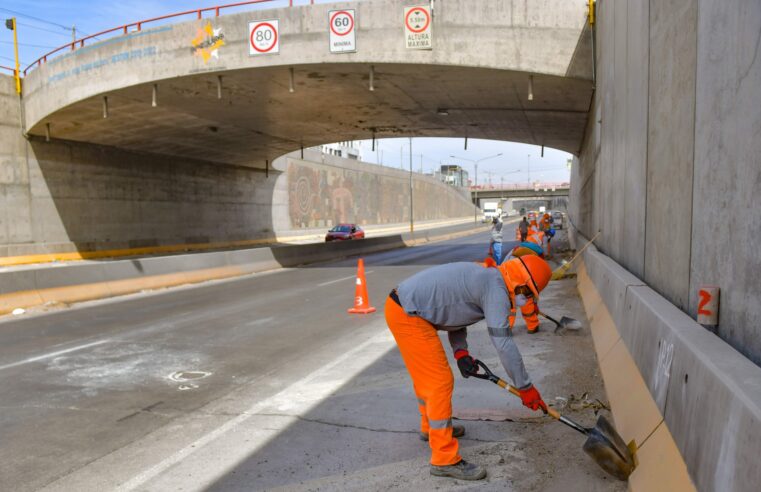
top-left (1, 0), bottom-right (572, 185)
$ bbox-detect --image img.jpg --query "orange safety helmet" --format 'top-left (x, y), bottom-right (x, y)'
top-left (498, 255), bottom-right (551, 299)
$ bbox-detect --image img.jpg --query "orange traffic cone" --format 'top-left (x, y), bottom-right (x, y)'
top-left (348, 258), bottom-right (376, 314)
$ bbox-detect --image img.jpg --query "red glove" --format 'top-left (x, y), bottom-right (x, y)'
top-left (518, 385), bottom-right (547, 412)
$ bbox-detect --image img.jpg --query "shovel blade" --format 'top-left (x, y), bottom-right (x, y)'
top-left (560, 316), bottom-right (583, 330)
top-left (582, 415), bottom-right (636, 481)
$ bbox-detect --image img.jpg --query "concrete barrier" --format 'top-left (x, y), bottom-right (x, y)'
top-left (0, 223), bottom-right (487, 315)
top-left (573, 228), bottom-right (761, 492)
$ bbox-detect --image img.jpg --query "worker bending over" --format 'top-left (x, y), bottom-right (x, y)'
top-left (385, 255), bottom-right (552, 480)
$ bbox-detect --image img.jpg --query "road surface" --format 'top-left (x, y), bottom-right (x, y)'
top-left (0, 231), bottom-right (624, 491)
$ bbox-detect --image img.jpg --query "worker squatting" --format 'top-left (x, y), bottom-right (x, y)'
top-left (385, 248), bottom-right (553, 480)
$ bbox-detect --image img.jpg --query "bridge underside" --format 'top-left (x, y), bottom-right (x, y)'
top-left (32, 63), bottom-right (593, 167)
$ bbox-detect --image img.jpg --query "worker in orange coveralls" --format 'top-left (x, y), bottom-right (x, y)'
top-left (385, 255), bottom-right (552, 480)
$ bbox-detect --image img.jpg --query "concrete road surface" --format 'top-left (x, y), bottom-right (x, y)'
top-left (0, 232), bottom-right (625, 491)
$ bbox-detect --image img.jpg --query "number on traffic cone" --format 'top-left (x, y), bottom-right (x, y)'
top-left (348, 258), bottom-right (376, 314)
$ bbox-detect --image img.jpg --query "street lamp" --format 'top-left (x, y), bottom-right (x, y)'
top-left (409, 137), bottom-right (415, 232)
top-left (450, 152), bottom-right (503, 223)
top-left (401, 139), bottom-right (415, 233)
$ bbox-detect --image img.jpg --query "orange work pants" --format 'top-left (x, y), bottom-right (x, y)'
top-left (521, 297), bottom-right (539, 332)
top-left (384, 296), bottom-right (461, 466)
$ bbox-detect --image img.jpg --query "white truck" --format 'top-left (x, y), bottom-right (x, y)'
top-left (482, 201), bottom-right (501, 222)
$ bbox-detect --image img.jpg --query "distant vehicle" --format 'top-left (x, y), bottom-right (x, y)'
top-left (482, 201), bottom-right (500, 222)
top-left (553, 211), bottom-right (565, 229)
top-left (325, 223), bottom-right (365, 242)
top-left (527, 211), bottom-right (537, 222)
top-left (519, 207), bottom-right (527, 216)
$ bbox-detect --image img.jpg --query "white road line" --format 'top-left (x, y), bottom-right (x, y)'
top-left (316, 270), bottom-right (374, 287)
top-left (244, 316), bottom-right (274, 327)
top-left (0, 339), bottom-right (110, 372)
top-left (115, 330), bottom-right (391, 492)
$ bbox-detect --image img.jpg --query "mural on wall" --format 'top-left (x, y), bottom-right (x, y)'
top-left (287, 158), bottom-right (472, 229)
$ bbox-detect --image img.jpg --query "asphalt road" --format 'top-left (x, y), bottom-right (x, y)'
top-left (0, 231), bottom-right (625, 491)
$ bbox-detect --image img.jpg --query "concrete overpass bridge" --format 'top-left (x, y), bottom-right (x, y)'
top-left (21, 0), bottom-right (593, 168)
top-left (470, 184), bottom-right (570, 200)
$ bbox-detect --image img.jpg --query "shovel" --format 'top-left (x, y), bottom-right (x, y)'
top-left (470, 360), bottom-right (636, 481)
top-left (538, 311), bottom-right (583, 334)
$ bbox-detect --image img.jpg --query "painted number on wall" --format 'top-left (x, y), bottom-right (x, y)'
top-left (249, 20), bottom-right (279, 55)
top-left (697, 286), bottom-right (719, 326)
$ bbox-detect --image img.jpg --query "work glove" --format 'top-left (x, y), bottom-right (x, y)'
top-left (454, 349), bottom-right (479, 378)
top-left (518, 385), bottom-right (548, 413)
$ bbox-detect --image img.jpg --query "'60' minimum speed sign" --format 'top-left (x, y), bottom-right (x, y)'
top-left (329, 10), bottom-right (356, 53)
top-left (249, 19), bottom-right (279, 55)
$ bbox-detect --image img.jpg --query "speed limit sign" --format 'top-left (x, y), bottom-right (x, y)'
top-left (249, 19), bottom-right (279, 55)
top-left (329, 10), bottom-right (356, 53)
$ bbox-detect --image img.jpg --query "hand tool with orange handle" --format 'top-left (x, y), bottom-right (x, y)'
top-left (469, 359), bottom-right (635, 481)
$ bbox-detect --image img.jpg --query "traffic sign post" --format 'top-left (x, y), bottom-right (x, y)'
top-left (329, 10), bottom-right (356, 53)
top-left (404, 6), bottom-right (432, 50)
top-left (248, 19), bottom-right (280, 55)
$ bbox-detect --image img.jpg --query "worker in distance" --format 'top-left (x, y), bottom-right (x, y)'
top-left (385, 255), bottom-right (553, 480)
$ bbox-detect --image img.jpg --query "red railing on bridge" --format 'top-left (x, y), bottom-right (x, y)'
top-left (1, 65), bottom-right (17, 75)
top-left (23, 0), bottom-right (316, 75)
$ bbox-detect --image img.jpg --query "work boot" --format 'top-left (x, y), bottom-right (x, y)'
top-left (527, 326), bottom-right (539, 334)
top-left (430, 459), bottom-right (487, 480)
top-left (419, 424), bottom-right (465, 441)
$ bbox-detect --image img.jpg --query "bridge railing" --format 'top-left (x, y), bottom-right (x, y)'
top-left (0, 65), bottom-right (17, 75)
top-left (23, 0), bottom-right (317, 76)
top-left (470, 182), bottom-right (570, 191)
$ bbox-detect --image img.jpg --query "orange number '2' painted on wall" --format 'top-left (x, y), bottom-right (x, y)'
top-left (698, 290), bottom-right (713, 316)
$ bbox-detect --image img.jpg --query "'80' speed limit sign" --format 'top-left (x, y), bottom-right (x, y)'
top-left (249, 19), bottom-right (279, 55)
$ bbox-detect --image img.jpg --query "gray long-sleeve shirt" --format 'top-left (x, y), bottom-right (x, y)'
top-left (397, 262), bottom-right (531, 388)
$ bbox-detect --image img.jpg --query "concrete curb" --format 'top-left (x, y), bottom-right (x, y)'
top-left (572, 228), bottom-right (761, 492)
top-left (0, 223), bottom-right (489, 316)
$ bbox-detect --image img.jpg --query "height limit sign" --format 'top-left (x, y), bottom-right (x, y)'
top-left (249, 19), bottom-right (279, 55)
top-left (329, 10), bottom-right (356, 53)
top-left (404, 6), bottom-right (432, 50)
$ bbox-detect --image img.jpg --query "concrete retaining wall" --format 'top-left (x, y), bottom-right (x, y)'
top-left (1, 75), bottom-right (473, 260)
top-left (279, 149), bottom-right (475, 229)
top-left (570, 0), bottom-right (761, 365)
top-left (0, 222), bottom-right (485, 315)
top-left (574, 228), bottom-right (761, 492)
top-left (570, 2), bottom-right (761, 488)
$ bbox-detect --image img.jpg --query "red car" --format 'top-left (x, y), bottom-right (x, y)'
top-left (325, 223), bottom-right (365, 242)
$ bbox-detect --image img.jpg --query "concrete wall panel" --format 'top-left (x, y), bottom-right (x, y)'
top-left (622, 0), bottom-right (648, 278)
top-left (689, 0), bottom-right (761, 365)
top-left (609, 0), bottom-right (627, 263)
top-left (596, 0), bottom-right (615, 257)
top-left (644, 0), bottom-right (697, 309)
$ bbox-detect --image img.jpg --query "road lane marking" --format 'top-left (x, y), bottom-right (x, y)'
top-left (316, 270), bottom-right (374, 287)
top-left (0, 339), bottom-right (110, 372)
top-left (115, 329), bottom-right (393, 491)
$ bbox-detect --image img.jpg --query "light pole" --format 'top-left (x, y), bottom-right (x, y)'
top-left (527, 154), bottom-right (531, 186)
top-left (401, 140), bottom-right (424, 233)
top-left (408, 137), bottom-right (414, 233)
top-left (451, 152), bottom-right (503, 223)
